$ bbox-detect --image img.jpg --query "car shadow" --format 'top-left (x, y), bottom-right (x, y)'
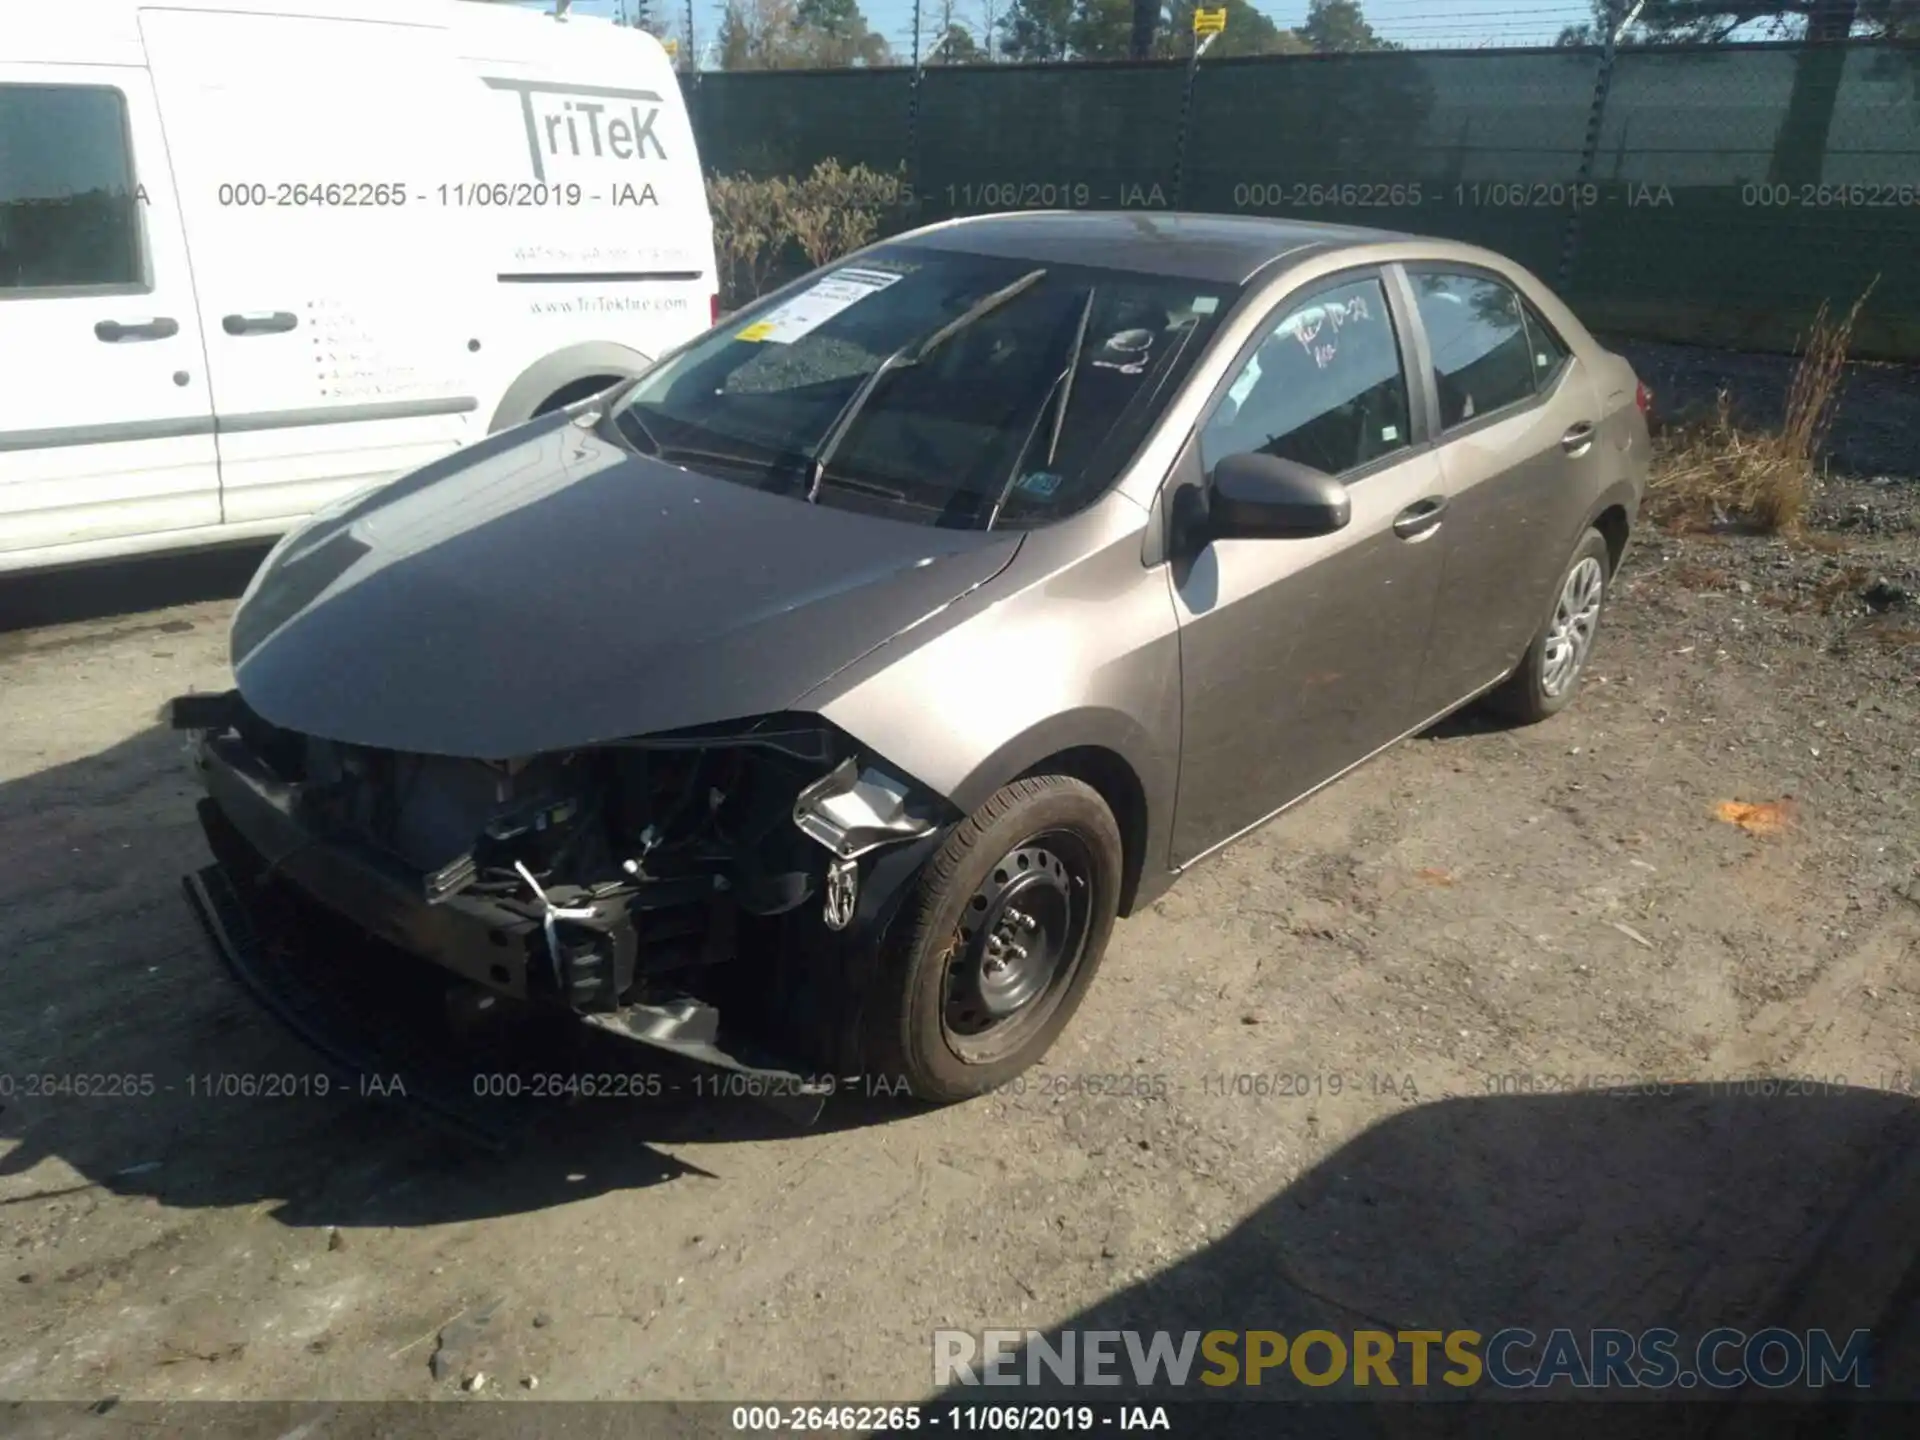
top-left (0, 542), bottom-right (274, 635)
top-left (914, 1086), bottom-right (1920, 1436)
top-left (0, 723), bottom-right (927, 1232)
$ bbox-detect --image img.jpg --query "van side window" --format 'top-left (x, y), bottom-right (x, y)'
top-left (0, 84), bottom-right (144, 292)
top-left (1409, 272), bottom-right (1536, 430)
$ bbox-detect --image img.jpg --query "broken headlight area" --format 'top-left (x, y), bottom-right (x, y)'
top-left (170, 691), bottom-right (952, 1080)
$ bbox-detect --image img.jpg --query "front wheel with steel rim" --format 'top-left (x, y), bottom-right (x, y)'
top-left (866, 775), bottom-right (1123, 1102)
top-left (1485, 526), bottom-right (1615, 724)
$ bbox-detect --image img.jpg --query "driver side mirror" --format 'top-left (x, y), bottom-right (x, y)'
top-left (1206, 451), bottom-right (1352, 541)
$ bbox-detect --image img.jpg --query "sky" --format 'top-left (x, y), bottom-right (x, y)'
top-left (516, 0), bottom-right (1600, 65)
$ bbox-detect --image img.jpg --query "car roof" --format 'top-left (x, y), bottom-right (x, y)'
top-left (891, 210), bottom-right (1420, 287)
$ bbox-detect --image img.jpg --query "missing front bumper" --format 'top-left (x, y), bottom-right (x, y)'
top-left (184, 793), bottom-right (835, 1138)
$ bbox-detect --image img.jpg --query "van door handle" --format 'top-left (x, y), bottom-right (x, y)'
top-left (1392, 495), bottom-right (1448, 540)
top-left (95, 317), bottom-right (179, 342)
top-left (1561, 421), bottom-right (1596, 455)
top-left (223, 311), bottom-right (299, 336)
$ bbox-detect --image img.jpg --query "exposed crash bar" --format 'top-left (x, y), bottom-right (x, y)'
top-left (791, 758), bottom-right (934, 859)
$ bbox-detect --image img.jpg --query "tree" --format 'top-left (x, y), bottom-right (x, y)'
top-left (716, 0), bottom-right (891, 67)
top-left (1129, 0), bottom-right (1156, 58)
top-left (932, 21), bottom-right (984, 58)
top-left (928, 0), bottom-right (984, 60)
top-left (1000, 0), bottom-right (1313, 59)
top-left (997, 0), bottom-right (1073, 58)
top-left (1297, 0), bottom-right (1397, 51)
top-left (1549, 2), bottom-right (1919, 189)
top-left (717, 0), bottom-right (802, 68)
top-left (794, 0), bottom-right (893, 64)
top-left (1558, 0), bottom-right (1917, 44)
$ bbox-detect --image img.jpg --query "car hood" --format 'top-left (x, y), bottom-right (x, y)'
top-left (229, 409), bottom-right (1023, 758)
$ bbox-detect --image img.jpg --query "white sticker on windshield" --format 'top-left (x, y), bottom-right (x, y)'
top-left (734, 267), bottom-right (903, 345)
top-left (1190, 296), bottom-right (1219, 314)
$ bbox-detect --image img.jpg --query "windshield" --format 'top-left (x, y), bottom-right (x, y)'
top-left (614, 247), bottom-right (1236, 529)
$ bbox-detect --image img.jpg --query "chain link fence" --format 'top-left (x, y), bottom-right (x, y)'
top-left (682, 40), bottom-right (1920, 359)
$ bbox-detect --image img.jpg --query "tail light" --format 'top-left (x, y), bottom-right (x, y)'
top-left (710, 293), bottom-right (722, 327)
top-left (1635, 380), bottom-right (1652, 416)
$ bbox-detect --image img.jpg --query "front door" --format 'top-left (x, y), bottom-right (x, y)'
top-left (0, 68), bottom-right (219, 563)
top-left (1170, 271), bottom-right (1448, 866)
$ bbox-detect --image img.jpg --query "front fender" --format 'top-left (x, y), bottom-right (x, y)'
top-left (802, 499), bottom-right (1185, 908)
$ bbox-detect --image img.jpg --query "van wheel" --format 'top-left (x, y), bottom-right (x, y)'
top-left (865, 776), bottom-right (1122, 1103)
top-left (530, 375), bottom-right (624, 420)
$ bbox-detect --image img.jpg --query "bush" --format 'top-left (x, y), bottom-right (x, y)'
top-left (1646, 282), bottom-right (1874, 535)
top-left (706, 160), bottom-right (908, 310)
top-left (706, 171), bottom-right (797, 312)
top-left (788, 159), bottom-right (908, 271)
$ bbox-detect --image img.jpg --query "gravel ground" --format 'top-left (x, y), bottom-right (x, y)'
top-left (1, 363), bottom-right (1917, 1417)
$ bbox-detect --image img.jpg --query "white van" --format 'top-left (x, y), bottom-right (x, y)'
top-left (0, 0), bottom-right (718, 575)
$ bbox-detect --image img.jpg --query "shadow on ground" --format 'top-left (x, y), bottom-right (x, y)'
top-left (0, 543), bottom-right (274, 635)
top-left (915, 1086), bottom-right (1920, 1437)
top-left (0, 724), bottom-right (925, 1232)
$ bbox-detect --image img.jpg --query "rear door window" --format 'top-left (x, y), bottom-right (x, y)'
top-left (1408, 272), bottom-right (1539, 430)
top-left (1522, 301), bottom-right (1571, 390)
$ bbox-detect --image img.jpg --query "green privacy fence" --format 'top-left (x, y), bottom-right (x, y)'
top-left (682, 41), bottom-right (1920, 360)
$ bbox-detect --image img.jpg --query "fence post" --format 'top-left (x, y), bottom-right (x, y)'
top-left (907, 0), bottom-right (924, 224)
top-left (1559, 0), bottom-right (1622, 291)
top-left (1172, 26), bottom-right (1208, 210)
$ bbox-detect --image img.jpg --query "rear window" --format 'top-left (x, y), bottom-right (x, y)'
top-left (616, 247), bottom-right (1235, 529)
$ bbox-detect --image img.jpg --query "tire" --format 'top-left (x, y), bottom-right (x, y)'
top-left (1484, 526), bottom-right (1613, 725)
top-left (865, 775), bottom-right (1123, 1103)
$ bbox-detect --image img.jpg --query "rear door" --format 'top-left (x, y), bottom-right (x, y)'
top-left (1400, 263), bottom-right (1603, 716)
top-left (138, 4), bottom-right (486, 525)
top-left (0, 65), bottom-right (219, 563)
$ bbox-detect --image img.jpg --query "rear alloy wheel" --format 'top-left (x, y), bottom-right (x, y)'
top-left (1485, 526), bottom-right (1613, 724)
top-left (867, 775), bottom-right (1122, 1102)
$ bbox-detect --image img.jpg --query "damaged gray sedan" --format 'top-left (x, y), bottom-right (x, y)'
top-left (172, 212), bottom-right (1649, 1108)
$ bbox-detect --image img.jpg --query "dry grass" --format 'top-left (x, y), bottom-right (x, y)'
top-left (1646, 282), bottom-right (1875, 536)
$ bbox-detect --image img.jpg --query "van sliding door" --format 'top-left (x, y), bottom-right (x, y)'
top-left (138, 7), bottom-right (488, 524)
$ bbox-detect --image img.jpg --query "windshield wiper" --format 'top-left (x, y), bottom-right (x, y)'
top-left (805, 268), bottom-right (1049, 504)
top-left (984, 285), bottom-right (1098, 531)
top-left (607, 402), bottom-right (663, 456)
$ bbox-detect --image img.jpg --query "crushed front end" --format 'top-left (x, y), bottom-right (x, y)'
top-left (169, 690), bottom-right (954, 1118)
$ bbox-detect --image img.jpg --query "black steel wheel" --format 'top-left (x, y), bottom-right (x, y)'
top-left (866, 775), bottom-right (1123, 1102)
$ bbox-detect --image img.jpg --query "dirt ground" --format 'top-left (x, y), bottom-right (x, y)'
top-left (2, 350), bottom-right (1918, 1416)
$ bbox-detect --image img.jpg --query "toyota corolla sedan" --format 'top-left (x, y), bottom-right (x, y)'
top-left (171, 211), bottom-right (1650, 1114)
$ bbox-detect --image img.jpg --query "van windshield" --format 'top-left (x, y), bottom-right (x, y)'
top-left (613, 247), bottom-right (1236, 530)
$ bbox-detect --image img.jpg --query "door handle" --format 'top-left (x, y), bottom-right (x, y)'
top-left (1392, 495), bottom-right (1448, 540)
top-left (94, 317), bottom-right (179, 342)
top-left (1561, 421), bottom-right (1596, 455)
top-left (223, 311), bottom-right (300, 336)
